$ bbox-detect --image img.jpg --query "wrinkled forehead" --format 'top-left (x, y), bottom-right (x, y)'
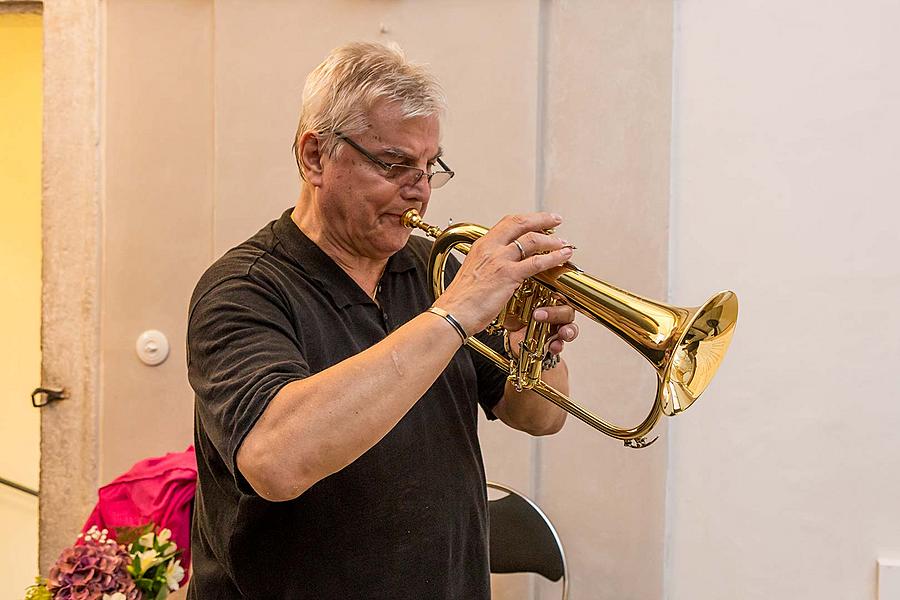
top-left (362, 100), bottom-right (443, 155)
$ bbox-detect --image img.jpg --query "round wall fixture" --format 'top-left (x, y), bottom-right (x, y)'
top-left (136, 329), bottom-right (170, 366)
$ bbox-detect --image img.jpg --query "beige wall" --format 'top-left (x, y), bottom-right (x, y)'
top-left (101, 0), bottom-right (213, 482)
top-left (213, 4), bottom-right (673, 599)
top-left (668, 1), bottom-right (900, 599)
top-left (40, 0), bottom-right (103, 574)
top-left (52, 1), bottom-right (674, 598)
top-left (541, 3), bottom-right (673, 598)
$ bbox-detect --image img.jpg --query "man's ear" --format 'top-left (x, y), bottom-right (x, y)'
top-left (298, 131), bottom-right (325, 186)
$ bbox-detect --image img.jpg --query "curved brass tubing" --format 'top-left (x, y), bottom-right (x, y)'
top-left (402, 209), bottom-right (738, 448)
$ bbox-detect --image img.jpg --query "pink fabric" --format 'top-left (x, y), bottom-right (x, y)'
top-left (81, 446), bottom-right (197, 582)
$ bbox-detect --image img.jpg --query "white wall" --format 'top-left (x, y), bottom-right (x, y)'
top-left (668, 1), bottom-right (900, 598)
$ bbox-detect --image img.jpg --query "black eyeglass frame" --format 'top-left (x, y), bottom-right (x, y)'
top-left (333, 131), bottom-right (455, 189)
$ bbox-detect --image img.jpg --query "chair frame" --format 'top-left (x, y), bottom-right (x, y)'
top-left (487, 481), bottom-right (569, 600)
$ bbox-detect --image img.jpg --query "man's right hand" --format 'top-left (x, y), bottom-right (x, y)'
top-left (432, 212), bottom-right (574, 336)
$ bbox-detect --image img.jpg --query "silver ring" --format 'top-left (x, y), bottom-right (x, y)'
top-left (513, 239), bottom-right (527, 261)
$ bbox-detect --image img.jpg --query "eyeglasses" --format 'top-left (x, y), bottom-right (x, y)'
top-left (334, 132), bottom-right (455, 189)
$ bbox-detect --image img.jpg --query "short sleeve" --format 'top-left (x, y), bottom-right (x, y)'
top-left (187, 275), bottom-right (310, 495)
top-left (470, 329), bottom-right (508, 419)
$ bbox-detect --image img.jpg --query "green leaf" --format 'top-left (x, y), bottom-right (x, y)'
top-left (23, 577), bottom-right (51, 600)
top-left (116, 521), bottom-right (156, 546)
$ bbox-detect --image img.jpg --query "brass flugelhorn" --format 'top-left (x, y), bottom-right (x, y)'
top-left (402, 209), bottom-right (738, 448)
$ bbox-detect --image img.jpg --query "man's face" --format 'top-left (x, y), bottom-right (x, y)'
top-left (317, 100), bottom-right (441, 261)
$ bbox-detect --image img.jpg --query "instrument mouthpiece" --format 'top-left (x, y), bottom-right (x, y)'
top-left (401, 209), bottom-right (445, 239)
top-left (400, 208), bottom-right (421, 229)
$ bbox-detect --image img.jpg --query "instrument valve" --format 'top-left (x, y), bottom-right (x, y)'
top-left (485, 318), bottom-right (506, 336)
top-left (624, 436), bottom-right (659, 449)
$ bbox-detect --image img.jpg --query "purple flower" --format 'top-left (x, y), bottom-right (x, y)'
top-left (47, 529), bottom-right (140, 600)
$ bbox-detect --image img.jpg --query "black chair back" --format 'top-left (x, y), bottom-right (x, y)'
top-left (487, 481), bottom-right (568, 599)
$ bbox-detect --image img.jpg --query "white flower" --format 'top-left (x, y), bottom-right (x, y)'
top-left (138, 531), bottom-right (155, 548)
top-left (157, 528), bottom-right (172, 543)
top-left (136, 548), bottom-right (161, 574)
top-left (103, 594), bottom-right (126, 600)
top-left (165, 559), bottom-right (185, 591)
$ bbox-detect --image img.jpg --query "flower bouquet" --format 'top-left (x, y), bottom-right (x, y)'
top-left (25, 524), bottom-right (185, 600)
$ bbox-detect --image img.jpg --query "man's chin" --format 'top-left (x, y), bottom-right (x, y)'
top-left (392, 228), bottom-right (414, 250)
top-left (374, 227), bottom-right (412, 257)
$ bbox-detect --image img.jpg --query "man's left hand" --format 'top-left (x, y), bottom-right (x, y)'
top-left (506, 299), bottom-right (579, 359)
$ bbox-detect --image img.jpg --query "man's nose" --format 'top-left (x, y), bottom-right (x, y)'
top-left (402, 172), bottom-right (431, 201)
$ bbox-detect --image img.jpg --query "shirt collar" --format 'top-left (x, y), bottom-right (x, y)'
top-left (271, 208), bottom-right (417, 308)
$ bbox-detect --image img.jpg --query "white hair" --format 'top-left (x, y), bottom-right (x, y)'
top-left (293, 41), bottom-right (447, 180)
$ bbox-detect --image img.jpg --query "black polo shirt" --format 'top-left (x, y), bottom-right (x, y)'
top-left (186, 208), bottom-right (507, 599)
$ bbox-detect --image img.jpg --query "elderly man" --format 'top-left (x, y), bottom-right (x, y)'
top-left (187, 42), bottom-right (578, 599)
